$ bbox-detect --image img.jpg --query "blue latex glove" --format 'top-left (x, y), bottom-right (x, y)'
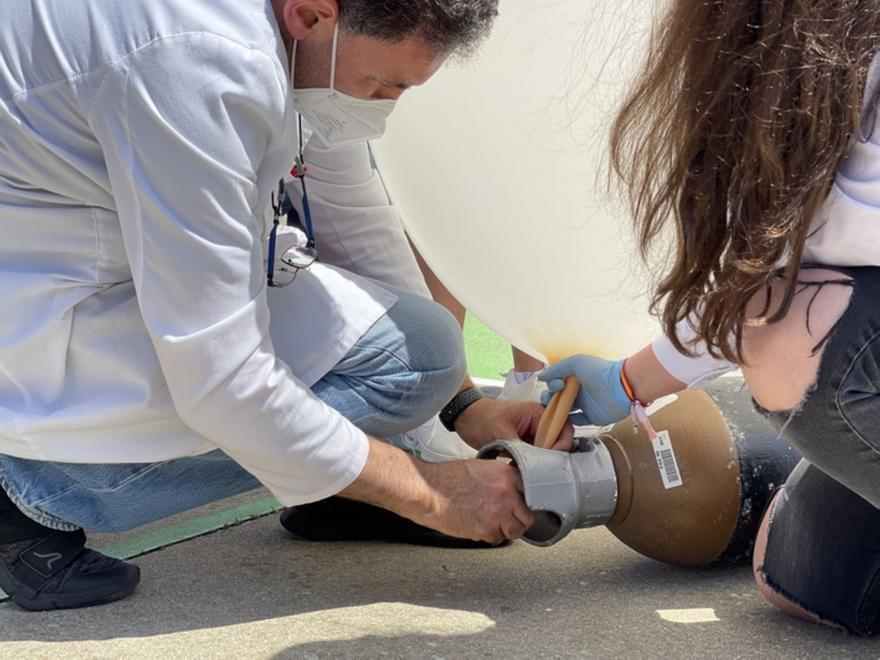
top-left (538, 355), bottom-right (632, 427)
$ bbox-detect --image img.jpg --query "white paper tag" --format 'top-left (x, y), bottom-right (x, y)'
top-left (652, 430), bottom-right (683, 489)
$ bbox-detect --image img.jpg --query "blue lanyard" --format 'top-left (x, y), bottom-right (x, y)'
top-left (294, 115), bottom-right (316, 248)
top-left (267, 114), bottom-right (316, 287)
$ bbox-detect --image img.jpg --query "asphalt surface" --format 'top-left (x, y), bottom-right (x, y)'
top-left (1, 508), bottom-right (876, 658)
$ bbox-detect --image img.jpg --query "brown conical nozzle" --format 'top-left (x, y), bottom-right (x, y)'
top-left (602, 389), bottom-right (741, 567)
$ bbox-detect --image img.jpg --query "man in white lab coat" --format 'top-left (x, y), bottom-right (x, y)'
top-left (0, 0), bottom-right (566, 611)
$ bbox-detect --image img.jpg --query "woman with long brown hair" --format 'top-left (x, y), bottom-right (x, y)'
top-left (541, 0), bottom-right (880, 635)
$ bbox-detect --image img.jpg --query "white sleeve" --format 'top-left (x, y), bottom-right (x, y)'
top-left (651, 318), bottom-right (738, 388)
top-left (87, 34), bottom-right (368, 506)
top-left (286, 134), bottom-right (431, 297)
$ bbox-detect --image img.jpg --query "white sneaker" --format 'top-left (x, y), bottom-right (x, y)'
top-left (401, 416), bottom-right (476, 463)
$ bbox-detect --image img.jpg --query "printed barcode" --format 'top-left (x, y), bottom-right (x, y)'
top-left (651, 430), bottom-right (683, 489)
top-left (659, 448), bottom-right (680, 484)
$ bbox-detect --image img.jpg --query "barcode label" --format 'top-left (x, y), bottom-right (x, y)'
top-left (652, 430), bottom-right (683, 489)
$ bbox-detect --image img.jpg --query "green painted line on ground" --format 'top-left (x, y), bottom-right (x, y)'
top-left (0, 319), bottom-right (512, 603)
top-left (99, 496), bottom-right (283, 561)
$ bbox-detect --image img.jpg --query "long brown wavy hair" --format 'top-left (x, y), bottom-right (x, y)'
top-left (611, 0), bottom-right (880, 363)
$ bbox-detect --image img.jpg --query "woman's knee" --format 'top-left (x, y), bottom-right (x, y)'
top-left (743, 269), bottom-right (853, 412)
top-left (753, 461), bottom-right (880, 636)
top-left (752, 487), bottom-right (840, 630)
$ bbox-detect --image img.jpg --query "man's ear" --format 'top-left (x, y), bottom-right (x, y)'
top-left (282, 0), bottom-right (340, 41)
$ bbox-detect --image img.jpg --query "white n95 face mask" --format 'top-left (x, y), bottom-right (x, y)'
top-left (291, 24), bottom-right (397, 149)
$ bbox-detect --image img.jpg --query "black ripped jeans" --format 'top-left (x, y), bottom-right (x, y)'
top-left (756, 266), bottom-right (880, 635)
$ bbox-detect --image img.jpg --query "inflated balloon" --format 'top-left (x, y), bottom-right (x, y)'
top-left (373, 0), bottom-right (660, 362)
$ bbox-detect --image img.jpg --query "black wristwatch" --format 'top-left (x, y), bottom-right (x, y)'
top-left (439, 387), bottom-right (485, 432)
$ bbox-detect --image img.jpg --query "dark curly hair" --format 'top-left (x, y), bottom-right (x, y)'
top-left (338, 0), bottom-right (498, 56)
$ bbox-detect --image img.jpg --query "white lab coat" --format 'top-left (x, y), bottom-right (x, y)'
top-left (0, 0), bottom-right (413, 506)
top-left (283, 137), bottom-right (432, 299)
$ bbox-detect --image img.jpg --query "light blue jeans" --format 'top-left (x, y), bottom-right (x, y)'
top-left (0, 288), bottom-right (465, 533)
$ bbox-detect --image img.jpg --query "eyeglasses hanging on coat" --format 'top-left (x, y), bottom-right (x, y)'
top-left (267, 115), bottom-right (318, 288)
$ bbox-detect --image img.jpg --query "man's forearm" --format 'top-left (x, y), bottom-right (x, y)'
top-left (339, 436), bottom-right (535, 544)
top-left (339, 437), bottom-right (437, 520)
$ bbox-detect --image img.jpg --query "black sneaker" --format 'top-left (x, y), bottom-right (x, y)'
top-left (280, 496), bottom-right (509, 549)
top-left (0, 490), bottom-right (140, 611)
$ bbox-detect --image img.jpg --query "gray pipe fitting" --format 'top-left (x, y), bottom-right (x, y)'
top-left (477, 438), bottom-right (618, 547)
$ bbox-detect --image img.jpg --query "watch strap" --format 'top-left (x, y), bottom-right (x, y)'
top-left (439, 387), bottom-right (485, 432)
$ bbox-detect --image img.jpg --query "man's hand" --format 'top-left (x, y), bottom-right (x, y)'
top-left (341, 438), bottom-right (534, 544)
top-left (414, 458), bottom-right (533, 543)
top-left (454, 398), bottom-right (574, 452)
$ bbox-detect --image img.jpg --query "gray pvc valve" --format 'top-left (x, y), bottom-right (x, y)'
top-left (477, 438), bottom-right (618, 547)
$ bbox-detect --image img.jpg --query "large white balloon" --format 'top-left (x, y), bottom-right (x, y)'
top-left (373, 0), bottom-right (662, 363)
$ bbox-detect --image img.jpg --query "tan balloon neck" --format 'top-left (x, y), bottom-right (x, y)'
top-left (601, 390), bottom-right (743, 567)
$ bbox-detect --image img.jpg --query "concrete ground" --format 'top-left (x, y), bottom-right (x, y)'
top-left (1, 489), bottom-right (876, 659)
top-left (1, 329), bottom-right (876, 658)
